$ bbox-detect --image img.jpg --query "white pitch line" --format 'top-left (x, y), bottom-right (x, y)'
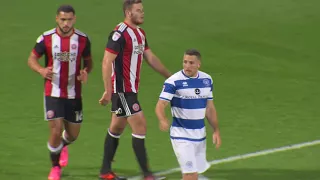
top-left (128, 139), bottom-right (320, 180)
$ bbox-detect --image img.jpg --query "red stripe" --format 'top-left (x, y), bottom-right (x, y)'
top-left (83, 55), bottom-right (91, 59)
top-left (114, 24), bottom-right (121, 31)
top-left (59, 37), bottom-right (70, 98)
top-left (32, 49), bottom-right (42, 58)
top-left (112, 62), bottom-right (116, 93)
top-left (133, 29), bottom-right (143, 92)
top-left (122, 31), bottom-right (132, 92)
top-left (75, 36), bottom-right (87, 98)
top-left (139, 28), bottom-right (149, 50)
top-left (106, 48), bottom-right (119, 55)
top-left (44, 35), bottom-right (53, 96)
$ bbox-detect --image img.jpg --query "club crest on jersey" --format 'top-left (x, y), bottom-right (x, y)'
top-left (46, 110), bottom-right (54, 119)
top-left (71, 44), bottom-right (77, 49)
top-left (112, 32), bottom-right (121, 41)
top-left (132, 103), bottom-right (140, 112)
top-left (186, 161), bottom-right (193, 168)
top-left (203, 79), bottom-right (210, 86)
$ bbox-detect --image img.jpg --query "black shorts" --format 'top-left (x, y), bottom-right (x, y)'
top-left (44, 96), bottom-right (83, 123)
top-left (111, 92), bottom-right (142, 117)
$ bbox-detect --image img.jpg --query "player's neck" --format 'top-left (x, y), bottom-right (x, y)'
top-left (124, 19), bottom-right (138, 29)
top-left (183, 70), bottom-right (199, 78)
top-left (56, 27), bottom-right (74, 37)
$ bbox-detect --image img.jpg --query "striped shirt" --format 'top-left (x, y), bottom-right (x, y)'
top-left (159, 70), bottom-right (213, 141)
top-left (106, 22), bottom-right (149, 93)
top-left (32, 28), bottom-right (91, 99)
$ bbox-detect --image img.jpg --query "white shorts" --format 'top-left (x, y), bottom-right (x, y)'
top-left (171, 139), bottom-right (210, 174)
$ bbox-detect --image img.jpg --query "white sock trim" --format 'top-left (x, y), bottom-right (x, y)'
top-left (108, 129), bottom-right (121, 138)
top-left (132, 134), bottom-right (146, 139)
top-left (62, 130), bottom-right (71, 143)
top-left (47, 142), bottom-right (63, 153)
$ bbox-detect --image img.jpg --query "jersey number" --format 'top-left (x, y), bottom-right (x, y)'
top-left (75, 111), bottom-right (83, 121)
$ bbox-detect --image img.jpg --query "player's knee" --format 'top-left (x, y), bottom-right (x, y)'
top-left (130, 119), bottom-right (146, 134)
top-left (182, 172), bottom-right (198, 180)
top-left (49, 128), bottom-right (62, 146)
top-left (109, 126), bottom-right (125, 135)
top-left (132, 127), bottom-right (146, 135)
top-left (62, 130), bottom-right (78, 143)
top-left (109, 116), bottom-right (126, 134)
top-left (131, 123), bottom-right (146, 135)
top-left (108, 128), bottom-right (122, 138)
top-left (49, 119), bottom-right (63, 137)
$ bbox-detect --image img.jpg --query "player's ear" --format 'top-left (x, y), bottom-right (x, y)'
top-left (127, 10), bottom-right (133, 17)
top-left (55, 15), bottom-right (58, 22)
top-left (125, 10), bottom-right (130, 17)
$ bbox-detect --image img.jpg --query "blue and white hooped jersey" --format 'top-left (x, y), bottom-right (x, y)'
top-left (159, 70), bottom-right (213, 142)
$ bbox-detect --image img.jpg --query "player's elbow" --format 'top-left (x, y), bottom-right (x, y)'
top-left (205, 108), bottom-right (213, 118)
top-left (102, 58), bottom-right (109, 70)
top-left (27, 56), bottom-right (36, 68)
top-left (155, 102), bottom-right (164, 115)
top-left (155, 102), bottom-right (161, 114)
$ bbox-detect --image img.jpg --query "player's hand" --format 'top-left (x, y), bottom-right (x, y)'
top-left (159, 119), bottom-right (170, 131)
top-left (39, 66), bottom-right (54, 80)
top-left (212, 131), bottom-right (221, 149)
top-left (77, 68), bottom-right (88, 83)
top-left (99, 91), bottom-right (111, 106)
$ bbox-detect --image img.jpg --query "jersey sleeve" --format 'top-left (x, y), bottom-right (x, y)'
top-left (82, 37), bottom-right (91, 58)
top-left (208, 77), bottom-right (214, 100)
top-left (32, 35), bottom-right (46, 58)
top-left (159, 79), bottom-right (176, 101)
top-left (144, 36), bottom-right (149, 51)
top-left (142, 29), bottom-right (149, 51)
top-left (105, 31), bottom-right (125, 55)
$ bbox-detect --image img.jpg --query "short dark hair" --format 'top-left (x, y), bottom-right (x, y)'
top-left (184, 49), bottom-right (201, 60)
top-left (57, 5), bottom-right (75, 15)
top-left (123, 0), bottom-right (142, 15)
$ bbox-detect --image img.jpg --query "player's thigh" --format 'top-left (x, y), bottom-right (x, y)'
top-left (195, 140), bottom-right (210, 174)
top-left (44, 96), bottom-right (65, 136)
top-left (109, 93), bottom-right (128, 133)
top-left (171, 139), bottom-right (198, 174)
top-left (63, 98), bottom-right (83, 137)
top-left (127, 111), bottom-right (146, 135)
top-left (63, 120), bottom-right (81, 140)
top-left (117, 93), bottom-right (145, 134)
top-left (109, 113), bottom-right (127, 134)
top-left (48, 118), bottom-right (64, 146)
top-left (48, 118), bottom-right (64, 135)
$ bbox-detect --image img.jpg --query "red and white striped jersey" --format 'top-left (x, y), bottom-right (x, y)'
top-left (105, 22), bottom-right (149, 93)
top-left (32, 28), bottom-right (91, 99)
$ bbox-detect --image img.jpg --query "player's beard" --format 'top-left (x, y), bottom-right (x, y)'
top-left (131, 14), bottom-right (143, 25)
top-left (58, 25), bottom-right (73, 35)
